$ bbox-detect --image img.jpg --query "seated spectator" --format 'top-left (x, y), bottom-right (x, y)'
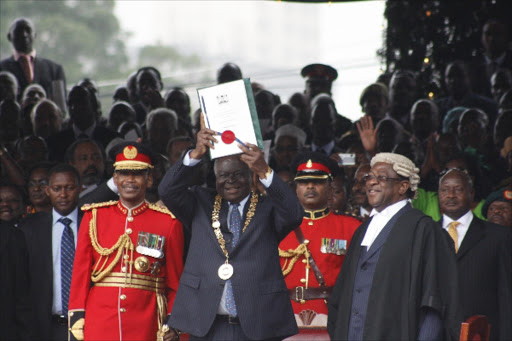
top-left (107, 101), bottom-right (136, 132)
top-left (288, 92), bottom-right (310, 137)
top-left (436, 61), bottom-right (498, 126)
top-left (217, 62), bottom-right (242, 84)
top-left (0, 183), bottom-right (26, 226)
top-left (493, 109), bottom-right (512, 152)
top-left (498, 89), bottom-right (512, 114)
top-left (328, 172), bottom-right (350, 215)
top-left (167, 136), bottom-right (193, 166)
top-left (481, 187), bottom-right (512, 228)
top-left (269, 124), bottom-right (306, 172)
top-left (469, 18), bottom-right (512, 97)
top-left (46, 85), bottom-right (119, 161)
top-left (145, 108), bottom-right (178, 155)
top-left (264, 103), bottom-right (297, 142)
top-left (386, 70), bottom-right (418, 131)
top-left (301, 63), bottom-right (338, 104)
top-left (117, 121), bottom-right (142, 140)
top-left (255, 89), bottom-right (279, 138)
top-left (15, 135), bottom-right (49, 171)
top-left (359, 82), bottom-right (388, 124)
top-left (347, 163), bottom-right (371, 221)
top-left (312, 93), bottom-right (352, 140)
top-left (20, 83), bottom-right (46, 136)
top-left (375, 117), bottom-right (405, 152)
top-left (25, 162), bottom-right (53, 214)
top-left (442, 106), bottom-right (467, 134)
top-left (65, 139), bottom-right (106, 197)
top-left (132, 67), bottom-right (164, 124)
top-left (112, 85), bottom-right (129, 103)
top-left (0, 99), bottom-right (22, 154)
top-left (77, 77), bottom-right (104, 125)
top-left (164, 87), bottom-right (191, 124)
top-left (309, 95), bottom-right (344, 156)
top-left (31, 99), bottom-right (62, 139)
top-left (0, 71), bottom-right (18, 102)
top-left (409, 99), bottom-right (439, 165)
top-left (490, 68), bottom-right (512, 103)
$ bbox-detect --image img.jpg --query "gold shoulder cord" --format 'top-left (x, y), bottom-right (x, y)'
top-left (279, 244), bottom-right (310, 276)
top-left (88, 208), bottom-right (134, 282)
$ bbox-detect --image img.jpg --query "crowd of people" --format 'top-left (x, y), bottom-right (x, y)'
top-left (1, 15), bottom-right (512, 341)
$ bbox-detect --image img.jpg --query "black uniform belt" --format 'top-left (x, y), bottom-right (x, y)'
top-left (288, 286), bottom-right (333, 302)
top-left (216, 314), bottom-right (240, 325)
top-left (52, 314), bottom-right (67, 325)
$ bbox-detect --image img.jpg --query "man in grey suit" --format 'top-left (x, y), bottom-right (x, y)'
top-left (158, 124), bottom-right (303, 340)
top-left (439, 168), bottom-right (512, 341)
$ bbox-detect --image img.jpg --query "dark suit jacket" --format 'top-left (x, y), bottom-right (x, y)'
top-left (0, 55), bottom-right (66, 101)
top-left (78, 182), bottom-right (118, 208)
top-left (158, 159), bottom-right (303, 340)
top-left (46, 125), bottom-right (120, 161)
top-left (0, 222), bottom-right (32, 341)
top-left (18, 211), bottom-right (83, 340)
top-left (441, 216), bottom-right (512, 341)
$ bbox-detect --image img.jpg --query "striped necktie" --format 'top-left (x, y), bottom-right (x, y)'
top-left (225, 203), bottom-right (241, 316)
top-left (59, 217), bottom-right (75, 313)
top-left (448, 221), bottom-right (460, 253)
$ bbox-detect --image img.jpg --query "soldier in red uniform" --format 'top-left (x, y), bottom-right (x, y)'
top-left (67, 142), bottom-right (184, 341)
top-left (279, 152), bottom-right (360, 332)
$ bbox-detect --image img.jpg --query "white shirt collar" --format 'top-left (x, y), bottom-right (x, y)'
top-left (361, 199), bottom-right (409, 248)
top-left (442, 210), bottom-right (473, 230)
top-left (52, 207), bottom-right (79, 227)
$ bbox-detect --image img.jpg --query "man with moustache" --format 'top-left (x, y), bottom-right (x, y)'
top-left (328, 153), bottom-right (460, 341)
top-left (438, 169), bottom-right (511, 341)
top-left (67, 142), bottom-right (184, 341)
top-left (158, 120), bottom-right (303, 340)
top-left (66, 139), bottom-right (105, 197)
top-left (279, 152), bottom-right (360, 331)
top-left (18, 164), bottom-right (82, 341)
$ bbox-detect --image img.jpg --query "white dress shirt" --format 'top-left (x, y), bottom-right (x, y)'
top-left (51, 208), bottom-right (79, 315)
top-left (442, 210), bottom-right (473, 250)
top-left (361, 199), bottom-right (409, 249)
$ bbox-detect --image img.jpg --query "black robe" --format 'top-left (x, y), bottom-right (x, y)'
top-left (327, 207), bottom-right (461, 341)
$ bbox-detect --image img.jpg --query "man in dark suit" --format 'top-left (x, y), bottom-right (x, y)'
top-left (19, 164), bottom-right (81, 341)
top-left (158, 123), bottom-right (303, 340)
top-left (439, 168), bottom-right (512, 341)
top-left (0, 18), bottom-right (66, 103)
top-left (46, 85), bottom-right (120, 161)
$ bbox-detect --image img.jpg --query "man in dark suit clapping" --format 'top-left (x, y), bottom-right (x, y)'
top-left (439, 168), bottom-right (512, 341)
top-left (19, 164), bottom-right (81, 341)
top-left (158, 120), bottom-right (303, 340)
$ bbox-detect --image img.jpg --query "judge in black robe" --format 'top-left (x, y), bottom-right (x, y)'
top-left (327, 152), bottom-right (461, 341)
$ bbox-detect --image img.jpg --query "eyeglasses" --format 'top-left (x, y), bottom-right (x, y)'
top-left (362, 173), bottom-right (403, 184)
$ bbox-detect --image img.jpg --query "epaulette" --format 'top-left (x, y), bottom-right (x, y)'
top-left (148, 203), bottom-right (176, 218)
top-left (81, 200), bottom-right (118, 211)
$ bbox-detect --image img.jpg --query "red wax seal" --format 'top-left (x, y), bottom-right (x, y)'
top-left (221, 130), bottom-right (236, 144)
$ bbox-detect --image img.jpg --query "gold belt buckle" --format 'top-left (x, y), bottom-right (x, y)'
top-left (295, 286), bottom-right (306, 304)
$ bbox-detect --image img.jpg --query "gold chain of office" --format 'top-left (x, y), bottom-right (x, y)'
top-left (211, 192), bottom-right (258, 259)
top-left (279, 244), bottom-right (310, 276)
top-left (88, 208), bottom-right (134, 282)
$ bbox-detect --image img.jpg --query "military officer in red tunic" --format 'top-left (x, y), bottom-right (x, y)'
top-left (68, 142), bottom-right (184, 341)
top-left (279, 152), bottom-right (360, 332)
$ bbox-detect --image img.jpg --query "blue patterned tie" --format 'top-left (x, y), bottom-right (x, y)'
top-left (225, 203), bottom-right (241, 316)
top-left (60, 217), bottom-right (74, 313)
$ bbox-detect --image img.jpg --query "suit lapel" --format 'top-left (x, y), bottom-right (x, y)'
top-left (46, 214), bottom-right (55, 299)
top-left (456, 218), bottom-right (486, 260)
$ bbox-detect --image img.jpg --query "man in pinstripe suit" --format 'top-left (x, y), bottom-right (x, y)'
top-left (439, 168), bottom-right (511, 341)
top-left (159, 124), bottom-right (303, 340)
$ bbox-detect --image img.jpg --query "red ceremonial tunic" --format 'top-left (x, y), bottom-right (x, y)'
top-left (68, 201), bottom-right (184, 341)
top-left (279, 209), bottom-right (360, 328)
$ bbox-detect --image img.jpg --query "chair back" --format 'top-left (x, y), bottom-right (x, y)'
top-left (459, 315), bottom-right (491, 341)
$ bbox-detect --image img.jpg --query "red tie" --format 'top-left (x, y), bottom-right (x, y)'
top-left (19, 55), bottom-right (33, 83)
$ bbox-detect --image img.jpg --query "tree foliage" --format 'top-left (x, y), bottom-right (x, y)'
top-left (0, 0), bottom-right (129, 84)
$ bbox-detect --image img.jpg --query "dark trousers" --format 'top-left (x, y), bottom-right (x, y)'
top-left (190, 315), bottom-right (284, 341)
top-left (51, 316), bottom-right (68, 341)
